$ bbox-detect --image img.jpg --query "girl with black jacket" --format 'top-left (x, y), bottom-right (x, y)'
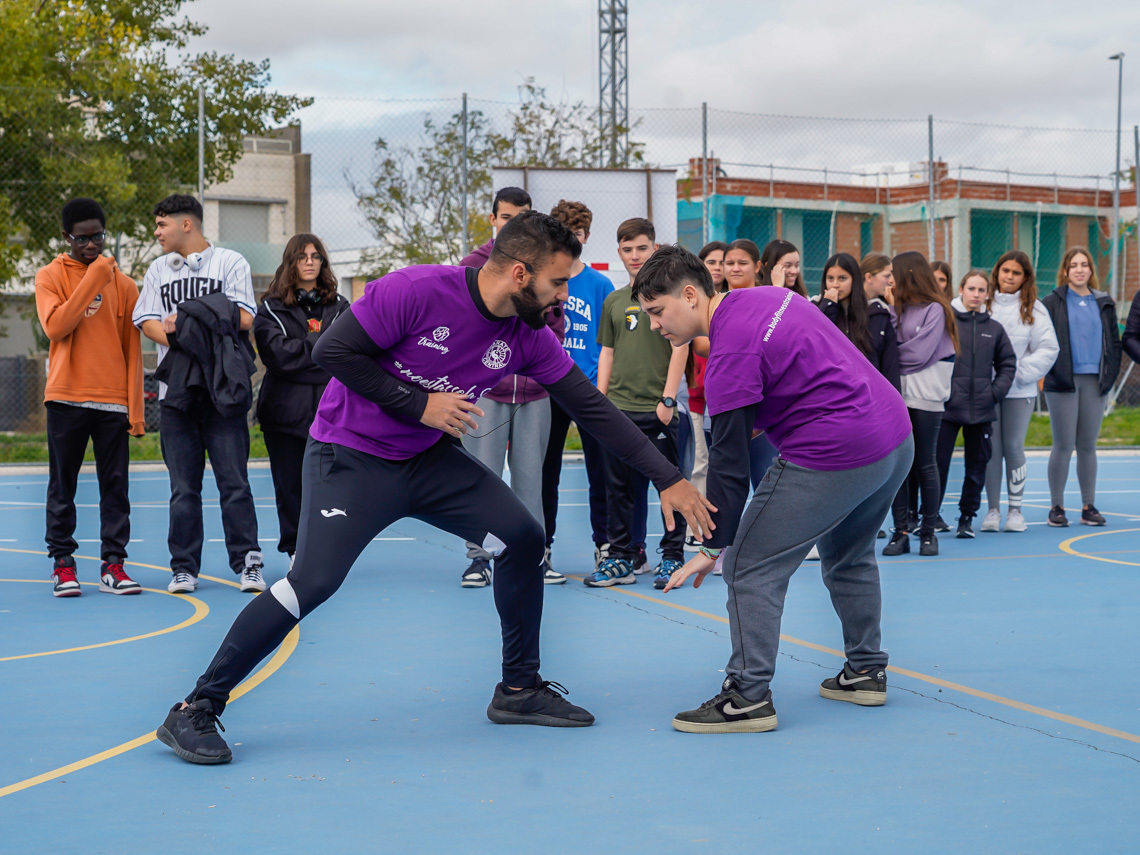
top-left (254, 234), bottom-right (350, 562)
top-left (1040, 247), bottom-right (1122, 527)
top-left (815, 252), bottom-right (900, 390)
top-left (935, 271), bottom-right (1016, 538)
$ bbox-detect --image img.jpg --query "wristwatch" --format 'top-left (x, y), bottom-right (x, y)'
top-left (660, 396), bottom-right (676, 408)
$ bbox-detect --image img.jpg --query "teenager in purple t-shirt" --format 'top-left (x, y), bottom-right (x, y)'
top-left (631, 246), bottom-right (913, 734)
top-left (156, 213), bottom-right (716, 764)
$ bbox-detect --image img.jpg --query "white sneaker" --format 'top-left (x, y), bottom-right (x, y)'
top-left (168, 572), bottom-right (198, 594)
top-left (1004, 508), bottom-right (1027, 532)
top-left (240, 565), bottom-right (267, 593)
top-left (805, 544), bottom-right (820, 561)
top-left (541, 547), bottom-right (565, 585)
top-left (980, 509), bottom-right (1001, 532)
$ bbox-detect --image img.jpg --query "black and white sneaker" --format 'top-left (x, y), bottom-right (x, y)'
top-left (156, 699), bottom-right (232, 764)
top-left (541, 547), bottom-right (565, 585)
top-left (672, 677), bottom-right (778, 733)
top-left (1048, 505), bottom-right (1069, 527)
top-left (593, 542), bottom-right (610, 571)
top-left (167, 571), bottom-right (198, 594)
top-left (240, 552), bottom-right (267, 593)
top-left (956, 515), bottom-right (975, 539)
top-left (486, 679), bottom-right (594, 727)
top-left (683, 536), bottom-right (701, 553)
top-left (929, 514), bottom-right (951, 533)
top-left (819, 662), bottom-right (887, 706)
top-left (461, 557), bottom-right (491, 588)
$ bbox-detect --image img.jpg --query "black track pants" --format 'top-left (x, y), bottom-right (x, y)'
top-left (188, 436), bottom-right (547, 711)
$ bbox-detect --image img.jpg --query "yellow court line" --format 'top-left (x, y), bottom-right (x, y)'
top-left (1022, 501), bottom-right (1137, 521)
top-left (569, 574), bottom-right (1140, 746)
top-left (1060, 527), bottom-right (1140, 568)
top-left (0, 625), bottom-right (300, 800)
top-left (0, 581), bottom-right (208, 661)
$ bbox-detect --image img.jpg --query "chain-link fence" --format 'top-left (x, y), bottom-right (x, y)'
top-left (3, 89), bottom-right (1140, 438)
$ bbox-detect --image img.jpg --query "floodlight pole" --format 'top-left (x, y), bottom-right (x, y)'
top-left (1110, 53), bottom-right (1125, 302)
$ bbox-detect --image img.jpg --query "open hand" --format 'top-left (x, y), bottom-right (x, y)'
top-left (659, 478), bottom-right (717, 541)
top-left (420, 392), bottom-right (484, 437)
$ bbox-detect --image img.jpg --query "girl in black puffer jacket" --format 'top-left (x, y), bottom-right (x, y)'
top-left (935, 271), bottom-right (1016, 538)
top-left (254, 234), bottom-right (349, 563)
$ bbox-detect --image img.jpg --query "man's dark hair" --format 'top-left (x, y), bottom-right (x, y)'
top-left (489, 210), bottom-right (581, 270)
top-left (62, 198), bottom-right (105, 232)
top-left (617, 217), bottom-right (655, 244)
top-left (153, 193), bottom-right (204, 223)
top-left (632, 244), bottom-right (714, 301)
top-left (492, 186), bottom-right (532, 216)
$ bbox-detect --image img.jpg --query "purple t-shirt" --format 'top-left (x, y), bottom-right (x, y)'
top-left (310, 265), bottom-right (574, 460)
top-left (704, 287), bottom-right (911, 471)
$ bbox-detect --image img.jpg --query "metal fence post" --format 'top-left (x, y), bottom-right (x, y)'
top-left (927, 114), bottom-right (935, 260)
top-left (197, 85), bottom-right (205, 203)
top-left (701, 101), bottom-right (708, 245)
top-left (461, 92), bottom-right (469, 258)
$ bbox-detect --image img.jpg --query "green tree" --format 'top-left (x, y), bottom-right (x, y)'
top-left (0, 0), bottom-right (310, 283)
top-left (352, 81), bottom-right (646, 277)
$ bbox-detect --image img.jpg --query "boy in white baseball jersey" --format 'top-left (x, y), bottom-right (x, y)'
top-left (133, 194), bottom-right (264, 594)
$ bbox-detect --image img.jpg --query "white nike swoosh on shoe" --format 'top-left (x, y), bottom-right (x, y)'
top-left (321, 508), bottom-right (348, 517)
top-left (721, 699), bottom-right (769, 715)
top-left (838, 672), bottom-right (875, 687)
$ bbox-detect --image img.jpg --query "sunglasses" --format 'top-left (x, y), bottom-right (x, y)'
top-left (68, 232), bottom-right (106, 247)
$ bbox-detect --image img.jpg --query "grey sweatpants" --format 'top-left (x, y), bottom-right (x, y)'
top-left (722, 436), bottom-right (913, 701)
top-left (1046, 375), bottom-right (1105, 507)
top-left (984, 396), bottom-right (1035, 511)
top-left (462, 397), bottom-right (551, 560)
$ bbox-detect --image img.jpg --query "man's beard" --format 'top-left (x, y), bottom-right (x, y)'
top-left (510, 279), bottom-right (552, 330)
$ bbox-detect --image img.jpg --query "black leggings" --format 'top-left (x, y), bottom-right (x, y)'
top-left (189, 436), bottom-right (547, 712)
top-left (891, 408), bottom-right (942, 533)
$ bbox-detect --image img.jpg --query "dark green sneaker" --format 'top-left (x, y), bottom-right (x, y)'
top-left (672, 677), bottom-right (778, 733)
top-left (819, 662), bottom-right (887, 706)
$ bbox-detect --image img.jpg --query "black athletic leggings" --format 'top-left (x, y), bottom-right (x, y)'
top-left (189, 436), bottom-right (547, 712)
top-left (891, 408), bottom-right (942, 533)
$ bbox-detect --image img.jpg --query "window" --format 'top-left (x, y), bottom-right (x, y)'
top-left (970, 210), bottom-right (1013, 271)
top-left (801, 211), bottom-right (832, 295)
top-left (735, 207), bottom-right (775, 247)
top-left (1035, 214), bottom-right (1065, 295)
top-left (218, 202), bottom-right (270, 244)
top-left (860, 219), bottom-right (873, 258)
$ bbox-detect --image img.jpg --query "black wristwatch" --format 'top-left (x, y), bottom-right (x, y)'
top-left (660, 396), bottom-right (676, 408)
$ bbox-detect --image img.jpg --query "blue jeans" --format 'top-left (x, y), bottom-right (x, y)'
top-left (160, 400), bottom-right (259, 576)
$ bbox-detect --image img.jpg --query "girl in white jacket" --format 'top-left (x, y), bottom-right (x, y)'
top-left (981, 251), bottom-right (1059, 531)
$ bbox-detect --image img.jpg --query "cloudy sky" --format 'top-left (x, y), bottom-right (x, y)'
top-left (186, 0), bottom-right (1139, 124)
top-left (182, 0), bottom-right (1140, 251)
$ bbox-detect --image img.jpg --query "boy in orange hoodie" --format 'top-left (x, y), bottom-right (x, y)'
top-left (35, 198), bottom-right (144, 597)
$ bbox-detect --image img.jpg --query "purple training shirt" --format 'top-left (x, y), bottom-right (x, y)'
top-left (310, 265), bottom-right (574, 460)
top-left (704, 287), bottom-right (911, 471)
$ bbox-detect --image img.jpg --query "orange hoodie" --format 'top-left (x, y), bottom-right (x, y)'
top-left (35, 254), bottom-right (144, 436)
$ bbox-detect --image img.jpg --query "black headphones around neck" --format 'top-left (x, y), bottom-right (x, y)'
top-left (295, 288), bottom-right (322, 308)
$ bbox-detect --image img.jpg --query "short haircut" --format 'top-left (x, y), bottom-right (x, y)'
top-left (631, 244), bottom-right (714, 301)
top-left (488, 210), bottom-right (581, 270)
top-left (549, 199), bottom-right (593, 235)
top-left (492, 187), bottom-right (532, 216)
top-left (62, 198), bottom-right (105, 232)
top-left (617, 217), bottom-right (655, 244)
top-left (153, 194), bottom-right (203, 223)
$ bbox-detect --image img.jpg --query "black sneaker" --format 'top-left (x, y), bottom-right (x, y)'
top-left (906, 512), bottom-right (919, 535)
top-left (919, 531), bottom-right (938, 556)
top-left (672, 677), bottom-right (778, 733)
top-left (156, 699), bottom-right (232, 764)
top-left (1047, 505), bottom-right (1069, 527)
top-left (819, 662), bottom-right (887, 706)
top-left (882, 531), bottom-right (910, 556)
top-left (930, 514), bottom-right (951, 533)
top-left (1081, 505), bottom-right (1106, 526)
top-left (955, 515), bottom-right (975, 539)
top-left (487, 679), bottom-right (594, 727)
top-left (461, 557), bottom-right (491, 588)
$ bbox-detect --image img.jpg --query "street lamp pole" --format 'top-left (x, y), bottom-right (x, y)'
top-left (1110, 53), bottom-right (1125, 303)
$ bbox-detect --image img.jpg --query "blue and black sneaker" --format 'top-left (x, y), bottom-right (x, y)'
top-left (653, 558), bottom-right (683, 590)
top-left (583, 557), bottom-right (635, 587)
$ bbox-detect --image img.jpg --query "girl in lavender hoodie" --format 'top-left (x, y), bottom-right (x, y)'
top-left (882, 252), bottom-right (959, 557)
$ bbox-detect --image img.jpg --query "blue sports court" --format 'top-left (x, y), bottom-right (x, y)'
top-left (1, 452), bottom-right (1137, 853)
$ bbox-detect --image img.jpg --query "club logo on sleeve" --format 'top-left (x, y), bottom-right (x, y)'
top-left (433, 326), bottom-right (450, 342)
top-left (482, 339), bottom-right (511, 370)
top-left (85, 294), bottom-right (103, 317)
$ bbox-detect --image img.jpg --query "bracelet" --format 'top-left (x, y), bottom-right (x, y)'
top-left (698, 546), bottom-right (722, 560)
